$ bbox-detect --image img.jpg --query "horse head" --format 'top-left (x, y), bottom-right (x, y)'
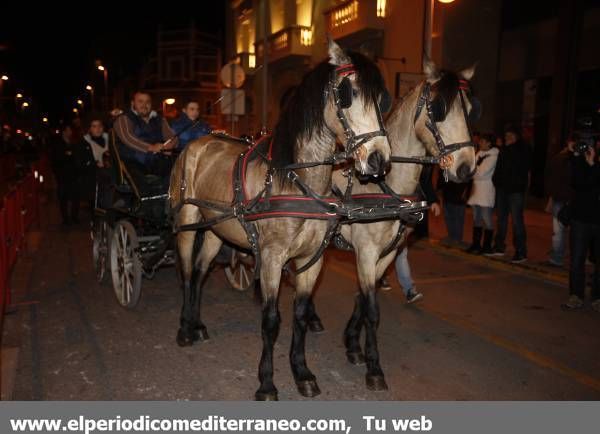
top-left (413, 56), bottom-right (478, 182)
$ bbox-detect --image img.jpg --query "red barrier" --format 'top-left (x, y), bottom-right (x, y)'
top-left (0, 161), bottom-right (43, 324)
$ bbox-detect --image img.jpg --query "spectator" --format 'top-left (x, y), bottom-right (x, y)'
top-left (170, 100), bottom-right (211, 150)
top-left (487, 126), bottom-right (532, 263)
top-left (380, 167), bottom-right (441, 304)
top-left (544, 139), bottom-right (574, 267)
top-left (113, 91), bottom-right (177, 194)
top-left (50, 125), bottom-right (83, 225)
top-left (81, 118), bottom-right (110, 209)
top-left (466, 133), bottom-right (499, 254)
top-left (439, 177), bottom-right (469, 247)
top-left (561, 142), bottom-right (600, 311)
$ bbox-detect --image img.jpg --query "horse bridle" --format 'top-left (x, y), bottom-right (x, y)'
top-left (412, 79), bottom-right (475, 160)
top-left (328, 63), bottom-right (388, 162)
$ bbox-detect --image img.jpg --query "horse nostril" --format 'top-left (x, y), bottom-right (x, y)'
top-left (367, 151), bottom-right (386, 175)
top-left (457, 163), bottom-right (472, 181)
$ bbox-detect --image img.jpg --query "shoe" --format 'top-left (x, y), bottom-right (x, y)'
top-left (561, 294), bottom-right (584, 310)
top-left (543, 259), bottom-right (563, 267)
top-left (484, 247), bottom-right (505, 257)
top-left (379, 277), bottom-right (392, 291)
top-left (406, 289), bottom-right (423, 304)
top-left (592, 299), bottom-right (600, 313)
top-left (511, 254), bottom-right (528, 264)
top-left (466, 227), bottom-right (482, 254)
top-left (481, 229), bottom-right (494, 255)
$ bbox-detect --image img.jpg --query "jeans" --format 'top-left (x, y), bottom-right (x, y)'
top-left (443, 203), bottom-right (465, 242)
top-left (494, 190), bottom-right (527, 256)
top-left (550, 200), bottom-right (568, 265)
top-left (394, 247), bottom-right (414, 296)
top-left (569, 220), bottom-right (600, 300)
top-left (472, 205), bottom-right (494, 230)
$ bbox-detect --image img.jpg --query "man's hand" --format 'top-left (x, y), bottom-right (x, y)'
top-left (148, 143), bottom-right (163, 153)
top-left (585, 146), bottom-right (596, 166)
top-left (163, 139), bottom-right (176, 150)
top-left (430, 202), bottom-right (441, 217)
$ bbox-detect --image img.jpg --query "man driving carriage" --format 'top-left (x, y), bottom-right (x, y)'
top-left (113, 91), bottom-right (178, 195)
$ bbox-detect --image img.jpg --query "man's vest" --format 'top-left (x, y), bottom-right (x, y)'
top-left (117, 110), bottom-right (165, 165)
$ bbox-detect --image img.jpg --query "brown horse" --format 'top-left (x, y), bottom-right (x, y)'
top-left (325, 58), bottom-right (478, 391)
top-left (169, 39), bottom-right (391, 400)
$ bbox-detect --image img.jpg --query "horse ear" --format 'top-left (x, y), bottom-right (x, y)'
top-left (328, 36), bottom-right (350, 66)
top-left (460, 62), bottom-right (478, 81)
top-left (422, 53), bottom-right (439, 81)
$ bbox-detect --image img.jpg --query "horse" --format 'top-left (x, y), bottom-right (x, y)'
top-left (321, 57), bottom-right (479, 391)
top-left (169, 39), bottom-right (392, 400)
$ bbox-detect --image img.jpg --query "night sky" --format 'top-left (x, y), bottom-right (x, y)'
top-left (0, 4), bottom-right (226, 124)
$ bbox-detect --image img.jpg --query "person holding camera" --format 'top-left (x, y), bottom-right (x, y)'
top-left (562, 139), bottom-right (600, 312)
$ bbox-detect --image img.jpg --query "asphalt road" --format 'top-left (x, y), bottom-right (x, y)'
top-left (5, 214), bottom-right (600, 401)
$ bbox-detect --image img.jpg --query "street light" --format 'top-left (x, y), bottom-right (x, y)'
top-left (77, 99), bottom-right (84, 106)
top-left (85, 84), bottom-right (95, 110)
top-left (22, 101), bottom-right (29, 108)
top-left (438, 0), bottom-right (455, 3)
top-left (1, 75), bottom-right (8, 81)
top-left (97, 62), bottom-right (108, 110)
top-left (162, 98), bottom-right (176, 116)
top-left (16, 93), bottom-right (23, 99)
top-left (73, 108), bottom-right (79, 114)
top-left (42, 117), bottom-right (48, 123)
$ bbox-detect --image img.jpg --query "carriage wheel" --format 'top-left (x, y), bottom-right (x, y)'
top-left (110, 220), bottom-right (142, 308)
top-left (224, 249), bottom-right (255, 292)
top-left (92, 219), bottom-right (111, 284)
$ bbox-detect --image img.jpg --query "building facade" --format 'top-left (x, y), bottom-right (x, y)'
top-left (228, 0), bottom-right (600, 197)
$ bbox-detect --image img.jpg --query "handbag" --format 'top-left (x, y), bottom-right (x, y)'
top-left (557, 202), bottom-right (572, 226)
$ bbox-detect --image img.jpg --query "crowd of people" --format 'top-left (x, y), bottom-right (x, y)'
top-left (382, 124), bottom-right (599, 314)
top-left (47, 91), bottom-right (211, 225)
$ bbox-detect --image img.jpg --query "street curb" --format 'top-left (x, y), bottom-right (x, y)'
top-left (419, 239), bottom-right (568, 286)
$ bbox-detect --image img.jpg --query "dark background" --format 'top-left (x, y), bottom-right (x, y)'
top-left (0, 4), bottom-right (226, 122)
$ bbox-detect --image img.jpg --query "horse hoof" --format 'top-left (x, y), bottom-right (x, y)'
top-left (296, 379), bottom-right (321, 398)
top-left (308, 319), bottom-right (325, 333)
top-left (255, 390), bottom-right (278, 401)
top-left (197, 327), bottom-right (210, 342)
top-left (176, 329), bottom-right (195, 347)
top-left (366, 374), bottom-right (389, 391)
top-left (346, 351), bottom-right (366, 366)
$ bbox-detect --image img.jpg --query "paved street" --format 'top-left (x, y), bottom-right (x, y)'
top-left (3, 201), bottom-right (600, 401)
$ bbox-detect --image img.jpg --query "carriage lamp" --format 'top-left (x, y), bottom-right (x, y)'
top-left (39, 175), bottom-right (44, 184)
top-left (34, 170), bottom-right (38, 179)
top-left (164, 98), bottom-right (176, 105)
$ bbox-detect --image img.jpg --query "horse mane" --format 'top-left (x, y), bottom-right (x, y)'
top-left (270, 51), bottom-right (387, 170)
top-left (434, 70), bottom-right (460, 115)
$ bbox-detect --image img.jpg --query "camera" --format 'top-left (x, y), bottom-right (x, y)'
top-left (572, 117), bottom-right (598, 155)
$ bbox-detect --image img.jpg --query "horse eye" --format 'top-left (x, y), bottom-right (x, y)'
top-left (352, 89), bottom-right (358, 98)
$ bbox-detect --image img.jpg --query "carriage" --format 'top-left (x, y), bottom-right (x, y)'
top-left (90, 134), bottom-right (255, 309)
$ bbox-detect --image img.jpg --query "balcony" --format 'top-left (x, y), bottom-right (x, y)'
top-left (255, 25), bottom-right (313, 65)
top-left (325, 0), bottom-right (386, 43)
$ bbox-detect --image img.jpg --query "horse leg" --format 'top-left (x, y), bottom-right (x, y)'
top-left (344, 291), bottom-right (366, 365)
top-left (290, 257), bottom-right (323, 397)
top-left (255, 253), bottom-right (284, 401)
top-left (176, 228), bottom-right (200, 346)
top-left (189, 231), bottom-right (222, 342)
top-left (306, 296), bottom-right (325, 333)
top-left (359, 250), bottom-right (395, 391)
